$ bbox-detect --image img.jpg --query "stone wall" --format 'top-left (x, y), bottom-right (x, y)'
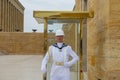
top-left (87, 0), bottom-right (120, 80)
top-left (0, 32), bottom-right (44, 55)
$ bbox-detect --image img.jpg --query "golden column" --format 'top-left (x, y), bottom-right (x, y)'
top-left (44, 18), bottom-right (48, 53)
top-left (80, 19), bottom-right (83, 80)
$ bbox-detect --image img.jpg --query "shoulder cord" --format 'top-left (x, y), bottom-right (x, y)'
top-left (48, 46), bottom-right (50, 62)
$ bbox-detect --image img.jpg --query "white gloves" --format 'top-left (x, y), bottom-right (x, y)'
top-left (64, 62), bottom-right (71, 68)
top-left (41, 66), bottom-right (47, 74)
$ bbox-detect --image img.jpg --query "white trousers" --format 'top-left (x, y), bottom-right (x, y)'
top-left (50, 65), bottom-right (70, 80)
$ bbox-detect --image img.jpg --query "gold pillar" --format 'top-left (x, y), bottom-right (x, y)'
top-left (75, 23), bottom-right (79, 80)
top-left (80, 19), bottom-right (83, 80)
top-left (44, 18), bottom-right (48, 53)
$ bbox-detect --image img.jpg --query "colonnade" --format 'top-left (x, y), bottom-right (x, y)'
top-left (0, 0), bottom-right (24, 32)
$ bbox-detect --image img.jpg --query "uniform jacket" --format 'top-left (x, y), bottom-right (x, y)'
top-left (41, 43), bottom-right (79, 80)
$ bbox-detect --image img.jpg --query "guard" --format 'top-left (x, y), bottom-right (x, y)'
top-left (41, 29), bottom-right (79, 80)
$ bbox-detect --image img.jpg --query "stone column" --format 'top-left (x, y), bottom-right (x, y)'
top-left (19, 13), bottom-right (21, 32)
top-left (0, 0), bottom-right (2, 31)
top-left (4, 0), bottom-right (7, 32)
top-left (11, 4), bottom-right (14, 32)
top-left (15, 8), bottom-right (17, 29)
top-left (18, 11), bottom-right (20, 31)
top-left (8, 1), bottom-right (10, 32)
top-left (13, 5), bottom-right (16, 32)
top-left (21, 13), bottom-right (24, 32)
top-left (16, 9), bottom-right (18, 32)
top-left (19, 12), bottom-right (21, 32)
top-left (9, 0), bottom-right (13, 32)
top-left (17, 10), bottom-right (20, 30)
top-left (20, 13), bottom-right (24, 32)
top-left (6, 0), bottom-right (8, 32)
top-left (2, 0), bottom-right (5, 31)
top-left (17, 10), bottom-right (19, 31)
top-left (9, 2), bottom-right (12, 32)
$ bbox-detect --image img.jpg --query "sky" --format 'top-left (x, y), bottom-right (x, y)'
top-left (18, 0), bottom-right (75, 32)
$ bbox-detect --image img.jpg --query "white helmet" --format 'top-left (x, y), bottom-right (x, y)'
top-left (55, 29), bottom-right (64, 36)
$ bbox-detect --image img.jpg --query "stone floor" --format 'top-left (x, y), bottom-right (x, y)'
top-left (0, 55), bottom-right (43, 80)
top-left (0, 55), bottom-right (87, 80)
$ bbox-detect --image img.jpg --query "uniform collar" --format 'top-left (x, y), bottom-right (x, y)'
top-left (53, 43), bottom-right (67, 49)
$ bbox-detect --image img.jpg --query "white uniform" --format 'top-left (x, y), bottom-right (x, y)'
top-left (41, 43), bottom-right (79, 80)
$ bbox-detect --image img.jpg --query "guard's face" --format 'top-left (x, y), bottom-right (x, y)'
top-left (55, 36), bottom-right (64, 43)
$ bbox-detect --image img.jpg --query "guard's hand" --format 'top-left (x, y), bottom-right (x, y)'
top-left (41, 66), bottom-right (47, 74)
top-left (64, 62), bottom-right (70, 68)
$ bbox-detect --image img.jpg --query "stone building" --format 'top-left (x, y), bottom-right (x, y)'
top-left (68, 0), bottom-right (120, 80)
top-left (0, 0), bottom-right (24, 32)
